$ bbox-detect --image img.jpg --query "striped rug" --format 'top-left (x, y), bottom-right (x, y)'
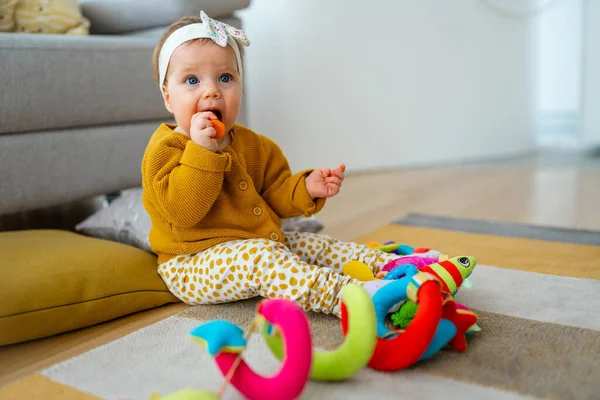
top-left (1, 214), bottom-right (599, 399)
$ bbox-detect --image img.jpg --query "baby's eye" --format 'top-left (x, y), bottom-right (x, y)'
top-left (219, 74), bottom-right (232, 83)
top-left (185, 76), bottom-right (198, 85)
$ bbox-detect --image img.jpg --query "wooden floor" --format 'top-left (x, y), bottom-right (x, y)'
top-left (1, 151), bottom-right (600, 387)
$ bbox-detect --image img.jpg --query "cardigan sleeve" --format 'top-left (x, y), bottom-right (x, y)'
top-left (259, 136), bottom-right (325, 218)
top-left (142, 134), bottom-right (232, 228)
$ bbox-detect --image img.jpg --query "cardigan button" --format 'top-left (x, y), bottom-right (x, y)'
top-left (239, 180), bottom-right (248, 190)
top-left (270, 232), bottom-right (280, 241)
top-left (253, 206), bottom-right (262, 216)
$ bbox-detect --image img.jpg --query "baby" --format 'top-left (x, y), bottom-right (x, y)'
top-left (141, 12), bottom-right (402, 317)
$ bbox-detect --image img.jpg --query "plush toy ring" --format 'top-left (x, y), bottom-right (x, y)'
top-left (187, 298), bottom-right (313, 400)
top-left (262, 283), bottom-right (377, 381)
top-left (342, 272), bottom-right (444, 371)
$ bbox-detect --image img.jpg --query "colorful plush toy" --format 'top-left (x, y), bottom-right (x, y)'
top-left (390, 300), bottom-right (419, 328)
top-left (374, 242), bottom-right (416, 255)
top-left (343, 243), bottom-right (481, 351)
top-left (342, 261), bottom-right (378, 281)
top-left (342, 252), bottom-right (446, 282)
top-left (162, 284), bottom-right (377, 399)
top-left (381, 255), bottom-right (445, 273)
top-left (351, 271), bottom-right (451, 371)
top-left (190, 299), bottom-right (312, 400)
top-left (456, 303), bottom-right (481, 335)
top-left (385, 256), bottom-right (476, 295)
top-left (155, 243), bottom-right (482, 398)
top-left (388, 256), bottom-right (479, 331)
top-left (362, 267), bottom-right (478, 359)
top-left (262, 283), bottom-right (377, 381)
top-left (438, 297), bottom-right (478, 352)
top-left (366, 240), bottom-right (442, 258)
top-left (347, 242), bottom-right (446, 282)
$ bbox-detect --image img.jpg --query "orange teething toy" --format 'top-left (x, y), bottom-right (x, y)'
top-left (211, 119), bottom-right (226, 139)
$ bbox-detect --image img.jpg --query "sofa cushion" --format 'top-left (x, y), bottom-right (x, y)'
top-left (0, 229), bottom-right (179, 345)
top-left (0, 122), bottom-right (173, 216)
top-left (0, 33), bottom-right (171, 135)
top-left (79, 0), bottom-right (250, 34)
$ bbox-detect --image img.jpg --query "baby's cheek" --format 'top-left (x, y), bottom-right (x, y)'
top-left (174, 102), bottom-right (198, 133)
top-left (174, 111), bottom-right (192, 134)
top-left (225, 97), bottom-right (241, 126)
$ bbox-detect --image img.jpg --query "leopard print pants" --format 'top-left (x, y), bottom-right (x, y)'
top-left (157, 231), bottom-right (398, 317)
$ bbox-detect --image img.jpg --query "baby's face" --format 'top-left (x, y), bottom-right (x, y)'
top-left (162, 39), bottom-right (242, 136)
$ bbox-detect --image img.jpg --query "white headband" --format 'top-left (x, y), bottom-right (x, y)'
top-left (158, 11), bottom-right (250, 96)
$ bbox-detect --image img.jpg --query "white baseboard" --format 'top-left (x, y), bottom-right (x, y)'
top-left (536, 110), bottom-right (585, 149)
top-left (536, 134), bottom-right (585, 150)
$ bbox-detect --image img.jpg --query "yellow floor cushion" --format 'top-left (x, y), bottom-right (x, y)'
top-left (0, 230), bottom-right (180, 346)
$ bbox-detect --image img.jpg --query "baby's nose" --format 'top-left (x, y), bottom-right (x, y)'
top-left (201, 82), bottom-right (220, 98)
top-left (202, 89), bottom-right (220, 99)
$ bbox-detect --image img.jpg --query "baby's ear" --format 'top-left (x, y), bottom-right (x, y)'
top-left (162, 85), bottom-right (174, 113)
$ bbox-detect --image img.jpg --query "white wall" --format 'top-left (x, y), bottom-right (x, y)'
top-left (239, 0), bottom-right (537, 172)
top-left (533, 0), bottom-right (583, 144)
top-left (535, 0), bottom-right (583, 113)
top-left (581, 0), bottom-right (600, 146)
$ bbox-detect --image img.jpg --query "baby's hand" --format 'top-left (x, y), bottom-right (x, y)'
top-left (306, 163), bottom-right (345, 199)
top-left (190, 112), bottom-right (220, 152)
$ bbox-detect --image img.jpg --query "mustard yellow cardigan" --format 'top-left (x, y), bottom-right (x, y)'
top-left (141, 123), bottom-right (325, 264)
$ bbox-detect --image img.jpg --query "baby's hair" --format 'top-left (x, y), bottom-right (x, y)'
top-left (151, 15), bottom-right (245, 86)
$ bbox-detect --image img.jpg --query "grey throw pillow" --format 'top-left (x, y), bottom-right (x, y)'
top-left (76, 187), bottom-right (324, 254)
top-left (79, 0), bottom-right (250, 34)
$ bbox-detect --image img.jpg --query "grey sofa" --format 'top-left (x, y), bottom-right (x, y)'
top-left (0, 0), bottom-right (250, 217)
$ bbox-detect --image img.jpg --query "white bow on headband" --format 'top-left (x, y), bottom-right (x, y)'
top-left (200, 10), bottom-right (250, 48)
top-left (158, 11), bottom-right (250, 96)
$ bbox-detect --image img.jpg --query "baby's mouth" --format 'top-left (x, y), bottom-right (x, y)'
top-left (204, 109), bottom-right (222, 121)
